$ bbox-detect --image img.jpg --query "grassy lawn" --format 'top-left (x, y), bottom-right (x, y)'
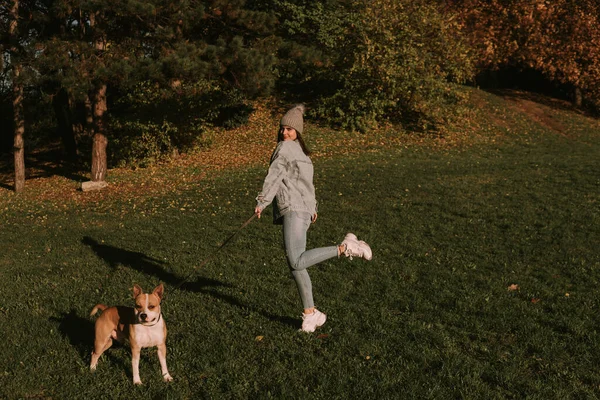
top-left (0, 90), bottom-right (599, 398)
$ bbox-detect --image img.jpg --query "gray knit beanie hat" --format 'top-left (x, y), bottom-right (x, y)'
top-left (280, 104), bottom-right (305, 134)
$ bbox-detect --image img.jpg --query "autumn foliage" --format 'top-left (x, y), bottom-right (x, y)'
top-left (452, 0), bottom-right (600, 107)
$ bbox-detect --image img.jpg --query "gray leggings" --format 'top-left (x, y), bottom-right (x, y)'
top-left (282, 212), bottom-right (339, 309)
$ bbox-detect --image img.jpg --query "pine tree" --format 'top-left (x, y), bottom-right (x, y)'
top-left (29, 0), bottom-right (278, 185)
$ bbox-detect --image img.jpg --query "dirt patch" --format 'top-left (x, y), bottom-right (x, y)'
top-left (510, 98), bottom-right (568, 135)
top-left (496, 90), bottom-right (577, 137)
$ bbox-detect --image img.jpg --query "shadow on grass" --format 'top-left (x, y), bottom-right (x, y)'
top-left (179, 281), bottom-right (299, 329)
top-left (50, 309), bottom-right (130, 370)
top-left (82, 236), bottom-right (179, 284)
top-left (50, 309), bottom-right (94, 357)
top-left (82, 236), bottom-right (298, 329)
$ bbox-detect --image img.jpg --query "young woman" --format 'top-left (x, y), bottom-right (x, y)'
top-left (254, 104), bottom-right (372, 332)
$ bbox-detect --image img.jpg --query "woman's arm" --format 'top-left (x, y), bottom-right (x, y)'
top-left (255, 153), bottom-right (288, 216)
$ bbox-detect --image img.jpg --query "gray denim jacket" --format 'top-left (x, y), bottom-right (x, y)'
top-left (256, 140), bottom-right (317, 224)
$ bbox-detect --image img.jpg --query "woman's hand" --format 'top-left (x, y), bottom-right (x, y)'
top-left (255, 206), bottom-right (262, 219)
top-left (311, 213), bottom-right (318, 223)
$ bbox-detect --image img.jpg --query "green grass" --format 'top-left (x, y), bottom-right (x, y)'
top-left (0, 90), bottom-right (599, 399)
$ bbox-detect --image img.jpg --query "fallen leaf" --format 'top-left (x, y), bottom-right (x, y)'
top-left (255, 336), bottom-right (264, 342)
top-left (507, 284), bottom-right (519, 291)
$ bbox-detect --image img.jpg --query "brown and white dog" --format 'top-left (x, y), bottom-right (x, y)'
top-left (89, 283), bottom-right (173, 385)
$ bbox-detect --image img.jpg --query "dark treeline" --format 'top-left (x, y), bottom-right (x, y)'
top-left (1, 0), bottom-right (598, 191)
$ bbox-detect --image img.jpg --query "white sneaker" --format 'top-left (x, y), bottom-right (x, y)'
top-left (341, 233), bottom-right (372, 260)
top-left (301, 309), bottom-right (327, 332)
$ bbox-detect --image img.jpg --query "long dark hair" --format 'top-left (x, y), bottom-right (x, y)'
top-left (277, 127), bottom-right (311, 156)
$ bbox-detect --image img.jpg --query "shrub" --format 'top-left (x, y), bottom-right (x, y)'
top-left (109, 119), bottom-right (176, 168)
top-left (107, 80), bottom-right (255, 167)
top-left (275, 0), bottom-right (475, 132)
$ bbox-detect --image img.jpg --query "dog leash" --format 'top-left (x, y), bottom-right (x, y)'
top-left (173, 213), bottom-right (257, 289)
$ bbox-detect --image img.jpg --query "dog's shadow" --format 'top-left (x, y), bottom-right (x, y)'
top-left (50, 309), bottom-right (129, 368)
top-left (82, 236), bottom-right (298, 329)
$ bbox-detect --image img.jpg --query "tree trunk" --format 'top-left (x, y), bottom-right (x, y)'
top-left (574, 87), bottom-right (583, 108)
top-left (89, 11), bottom-right (108, 184)
top-left (13, 64), bottom-right (25, 192)
top-left (91, 83), bottom-right (108, 182)
top-left (10, 0), bottom-right (25, 193)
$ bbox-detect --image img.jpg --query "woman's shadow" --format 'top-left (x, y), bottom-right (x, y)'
top-left (81, 236), bottom-right (297, 329)
top-left (82, 236), bottom-right (180, 284)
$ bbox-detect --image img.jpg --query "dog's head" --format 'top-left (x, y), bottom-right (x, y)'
top-left (132, 284), bottom-right (164, 325)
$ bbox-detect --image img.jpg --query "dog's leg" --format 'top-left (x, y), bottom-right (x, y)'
top-left (157, 343), bottom-right (173, 382)
top-left (131, 345), bottom-right (142, 385)
top-left (90, 336), bottom-right (112, 370)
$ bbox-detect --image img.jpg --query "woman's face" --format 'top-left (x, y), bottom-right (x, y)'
top-left (281, 125), bottom-right (297, 141)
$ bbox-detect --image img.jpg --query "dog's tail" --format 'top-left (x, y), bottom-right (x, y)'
top-left (89, 304), bottom-right (108, 317)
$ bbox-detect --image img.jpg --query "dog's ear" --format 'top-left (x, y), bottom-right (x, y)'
top-left (133, 284), bottom-right (143, 298)
top-left (153, 283), bottom-right (165, 300)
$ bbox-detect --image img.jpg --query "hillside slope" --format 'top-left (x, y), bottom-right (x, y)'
top-left (0, 88), bottom-right (597, 207)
